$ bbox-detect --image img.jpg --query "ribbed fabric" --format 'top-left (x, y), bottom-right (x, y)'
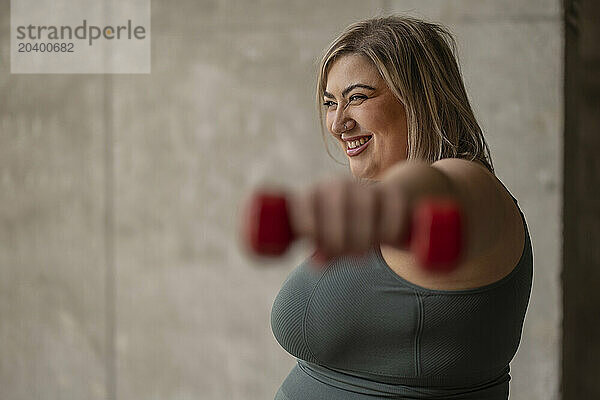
top-left (270, 194), bottom-right (533, 400)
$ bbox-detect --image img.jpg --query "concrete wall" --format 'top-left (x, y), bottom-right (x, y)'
top-left (0, 1), bottom-right (562, 399)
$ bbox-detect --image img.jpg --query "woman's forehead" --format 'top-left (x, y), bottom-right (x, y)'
top-left (325, 54), bottom-right (381, 93)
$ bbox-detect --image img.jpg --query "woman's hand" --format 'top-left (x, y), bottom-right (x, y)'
top-left (241, 162), bottom-right (466, 270)
top-left (288, 177), bottom-right (411, 262)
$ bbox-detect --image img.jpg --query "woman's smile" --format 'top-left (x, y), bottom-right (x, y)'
top-left (344, 135), bottom-right (373, 156)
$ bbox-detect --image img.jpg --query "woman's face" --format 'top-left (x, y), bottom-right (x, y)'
top-left (324, 53), bottom-right (408, 181)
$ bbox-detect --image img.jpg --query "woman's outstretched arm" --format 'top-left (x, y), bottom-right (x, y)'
top-left (289, 158), bottom-right (523, 267)
top-left (380, 158), bottom-right (521, 262)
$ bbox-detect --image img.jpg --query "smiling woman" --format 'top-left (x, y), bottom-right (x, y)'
top-left (269, 14), bottom-right (533, 400)
top-left (322, 53), bottom-right (409, 180)
top-left (316, 16), bottom-right (494, 178)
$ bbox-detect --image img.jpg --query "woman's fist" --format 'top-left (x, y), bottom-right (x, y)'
top-left (241, 166), bottom-right (464, 271)
top-left (288, 178), bottom-right (411, 259)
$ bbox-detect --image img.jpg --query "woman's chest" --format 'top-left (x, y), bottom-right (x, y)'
top-left (271, 255), bottom-right (421, 374)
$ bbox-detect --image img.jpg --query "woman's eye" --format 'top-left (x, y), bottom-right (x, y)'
top-left (349, 94), bottom-right (367, 103)
top-left (323, 100), bottom-right (336, 109)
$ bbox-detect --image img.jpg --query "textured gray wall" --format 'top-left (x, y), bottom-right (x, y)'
top-left (0, 1), bottom-right (561, 399)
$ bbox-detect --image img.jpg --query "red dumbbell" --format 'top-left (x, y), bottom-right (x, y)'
top-left (242, 191), bottom-right (463, 272)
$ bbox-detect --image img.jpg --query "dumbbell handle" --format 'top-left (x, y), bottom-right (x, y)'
top-left (242, 191), bottom-right (463, 272)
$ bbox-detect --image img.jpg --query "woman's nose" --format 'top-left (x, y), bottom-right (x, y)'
top-left (331, 114), bottom-right (355, 135)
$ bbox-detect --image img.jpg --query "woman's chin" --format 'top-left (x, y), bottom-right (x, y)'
top-left (349, 161), bottom-right (377, 181)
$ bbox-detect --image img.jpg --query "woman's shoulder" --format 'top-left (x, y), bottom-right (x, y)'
top-left (381, 161), bottom-right (526, 291)
top-left (379, 213), bottom-right (525, 291)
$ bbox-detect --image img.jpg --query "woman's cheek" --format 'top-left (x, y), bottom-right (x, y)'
top-left (325, 114), bottom-right (334, 133)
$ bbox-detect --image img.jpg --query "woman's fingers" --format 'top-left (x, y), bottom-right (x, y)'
top-left (288, 177), bottom-right (410, 259)
top-left (310, 179), bottom-right (384, 257)
top-left (315, 178), bottom-right (348, 256)
top-left (346, 183), bottom-right (379, 254)
top-left (378, 183), bottom-right (410, 247)
top-left (288, 186), bottom-right (315, 241)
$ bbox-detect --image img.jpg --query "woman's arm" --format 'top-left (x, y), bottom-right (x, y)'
top-left (380, 158), bottom-right (519, 262)
top-left (288, 158), bottom-right (523, 269)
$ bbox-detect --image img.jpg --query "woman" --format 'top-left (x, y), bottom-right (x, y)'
top-left (270, 15), bottom-right (532, 400)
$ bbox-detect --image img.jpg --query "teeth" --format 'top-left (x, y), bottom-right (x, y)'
top-left (347, 136), bottom-right (370, 150)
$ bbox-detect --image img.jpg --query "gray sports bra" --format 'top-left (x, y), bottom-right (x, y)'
top-left (270, 194), bottom-right (533, 399)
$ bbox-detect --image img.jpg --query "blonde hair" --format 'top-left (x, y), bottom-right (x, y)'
top-left (316, 15), bottom-right (494, 173)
